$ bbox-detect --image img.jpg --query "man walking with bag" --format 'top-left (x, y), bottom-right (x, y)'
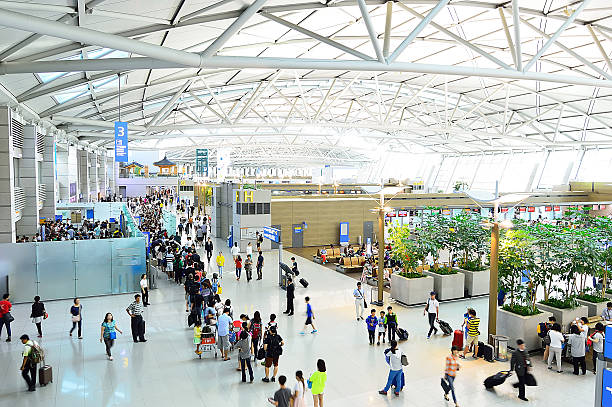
top-left (19, 334), bottom-right (41, 391)
top-left (510, 339), bottom-right (531, 401)
top-left (423, 291), bottom-right (439, 339)
top-left (353, 282), bottom-right (366, 321)
top-left (126, 294), bottom-right (146, 343)
top-left (284, 278), bottom-right (295, 316)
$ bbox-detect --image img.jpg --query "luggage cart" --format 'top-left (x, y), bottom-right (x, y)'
top-left (198, 326), bottom-right (218, 359)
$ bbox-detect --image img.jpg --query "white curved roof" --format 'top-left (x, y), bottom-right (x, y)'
top-left (0, 0), bottom-right (611, 166)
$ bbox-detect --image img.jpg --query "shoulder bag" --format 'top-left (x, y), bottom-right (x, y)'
top-left (3, 312), bottom-right (14, 323)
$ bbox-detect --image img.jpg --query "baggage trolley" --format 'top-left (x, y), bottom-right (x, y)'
top-left (198, 326), bottom-right (218, 359)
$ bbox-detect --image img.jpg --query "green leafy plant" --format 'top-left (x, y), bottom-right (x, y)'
top-left (577, 293), bottom-right (608, 303)
top-left (502, 304), bottom-right (542, 316)
top-left (453, 212), bottom-right (490, 271)
top-left (399, 271), bottom-right (427, 279)
top-left (498, 229), bottom-right (539, 313)
top-left (431, 265), bottom-right (458, 275)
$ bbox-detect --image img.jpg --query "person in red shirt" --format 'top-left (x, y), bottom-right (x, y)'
top-left (0, 293), bottom-right (13, 342)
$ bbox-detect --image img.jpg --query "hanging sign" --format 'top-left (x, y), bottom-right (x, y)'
top-left (114, 121), bottom-right (128, 162)
top-left (545, 206), bottom-right (552, 212)
top-left (518, 207), bottom-right (526, 212)
top-left (527, 207), bottom-right (535, 212)
top-left (602, 205), bottom-right (607, 210)
top-left (501, 208), bottom-right (508, 213)
top-left (554, 206), bottom-right (561, 211)
top-left (398, 210), bottom-right (408, 217)
top-left (195, 148), bottom-right (209, 176)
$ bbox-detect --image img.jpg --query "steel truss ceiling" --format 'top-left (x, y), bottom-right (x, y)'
top-left (1, 0), bottom-right (612, 166)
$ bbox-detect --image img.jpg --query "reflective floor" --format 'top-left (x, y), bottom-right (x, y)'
top-left (0, 238), bottom-right (596, 406)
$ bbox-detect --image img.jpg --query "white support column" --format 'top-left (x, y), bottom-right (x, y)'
top-left (78, 149), bottom-right (89, 201)
top-left (56, 144), bottom-right (78, 203)
top-left (98, 152), bottom-right (106, 199)
top-left (0, 107), bottom-right (17, 242)
top-left (15, 124), bottom-right (40, 237)
top-left (89, 150), bottom-right (99, 200)
top-left (39, 130), bottom-right (56, 221)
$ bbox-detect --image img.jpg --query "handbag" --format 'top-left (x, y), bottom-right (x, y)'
top-left (3, 312), bottom-right (14, 323)
top-left (43, 312), bottom-right (48, 320)
top-left (71, 315), bottom-right (81, 322)
top-left (218, 285), bottom-right (222, 295)
top-left (109, 331), bottom-right (117, 340)
top-left (401, 354), bottom-right (409, 366)
top-left (440, 377), bottom-right (451, 393)
top-left (307, 379), bottom-right (313, 389)
top-left (524, 373), bottom-right (537, 387)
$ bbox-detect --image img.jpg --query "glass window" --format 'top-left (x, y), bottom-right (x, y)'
top-left (241, 204), bottom-right (249, 215)
top-left (236, 203), bottom-right (241, 215)
top-left (248, 203), bottom-right (256, 215)
top-left (263, 203), bottom-right (270, 214)
top-left (256, 203), bottom-right (263, 214)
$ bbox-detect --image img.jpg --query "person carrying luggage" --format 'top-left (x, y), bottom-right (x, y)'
top-left (423, 291), bottom-right (439, 339)
top-left (19, 334), bottom-right (41, 391)
top-left (442, 346), bottom-right (460, 406)
top-left (510, 339), bottom-right (531, 401)
top-left (385, 306), bottom-right (398, 342)
top-left (461, 309), bottom-right (480, 359)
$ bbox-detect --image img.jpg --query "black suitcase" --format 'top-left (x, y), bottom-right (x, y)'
top-left (39, 364), bottom-right (53, 386)
top-left (397, 327), bottom-right (409, 341)
top-left (441, 377), bottom-right (451, 393)
top-left (484, 371), bottom-right (511, 389)
top-left (188, 312), bottom-right (196, 327)
top-left (299, 278), bottom-right (308, 288)
top-left (483, 343), bottom-right (494, 362)
top-left (476, 341), bottom-right (485, 358)
top-left (438, 320), bottom-right (453, 336)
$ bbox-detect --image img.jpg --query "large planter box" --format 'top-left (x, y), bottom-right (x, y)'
top-left (497, 307), bottom-right (553, 352)
top-left (536, 303), bottom-right (589, 332)
top-left (575, 298), bottom-right (609, 318)
top-left (423, 270), bottom-right (465, 300)
top-left (390, 273), bottom-right (434, 306)
top-left (454, 267), bottom-right (489, 297)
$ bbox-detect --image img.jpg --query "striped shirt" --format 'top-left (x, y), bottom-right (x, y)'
top-left (467, 317), bottom-right (480, 337)
top-left (445, 355), bottom-right (459, 377)
top-left (127, 301), bottom-right (144, 316)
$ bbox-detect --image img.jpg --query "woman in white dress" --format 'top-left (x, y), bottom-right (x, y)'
top-left (292, 370), bottom-right (306, 407)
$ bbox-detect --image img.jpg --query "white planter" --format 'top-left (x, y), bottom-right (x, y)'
top-left (423, 270), bottom-right (465, 300)
top-left (536, 303), bottom-right (589, 332)
top-left (454, 267), bottom-right (490, 297)
top-left (390, 273), bottom-right (434, 306)
top-left (575, 298), bottom-right (609, 318)
top-left (496, 307), bottom-right (553, 352)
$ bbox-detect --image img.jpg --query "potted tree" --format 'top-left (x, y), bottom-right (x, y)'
top-left (496, 228), bottom-right (552, 351)
top-left (452, 212), bottom-right (490, 296)
top-left (389, 225), bottom-right (434, 306)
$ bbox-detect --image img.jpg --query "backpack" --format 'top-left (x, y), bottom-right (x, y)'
top-left (252, 322), bottom-right (261, 339)
top-left (29, 342), bottom-right (44, 364)
top-left (188, 282), bottom-right (199, 295)
top-left (537, 322), bottom-right (548, 338)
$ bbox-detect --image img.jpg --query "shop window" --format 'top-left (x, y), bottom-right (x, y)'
top-left (248, 203), bottom-right (256, 215)
top-left (263, 203), bottom-right (270, 214)
top-left (256, 203), bottom-right (263, 214)
top-left (236, 203), bottom-right (241, 215)
top-left (241, 204), bottom-right (249, 215)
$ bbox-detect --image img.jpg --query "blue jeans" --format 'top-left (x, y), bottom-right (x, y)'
top-left (445, 374), bottom-right (457, 403)
top-left (218, 265), bottom-right (223, 278)
top-left (382, 369), bottom-right (402, 392)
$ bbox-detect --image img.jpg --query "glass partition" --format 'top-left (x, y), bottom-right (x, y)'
top-left (0, 237), bottom-right (145, 303)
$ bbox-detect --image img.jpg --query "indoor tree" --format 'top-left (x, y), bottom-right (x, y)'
top-left (453, 212), bottom-right (490, 271)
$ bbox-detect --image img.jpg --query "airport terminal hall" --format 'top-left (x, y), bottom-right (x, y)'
top-left (4, 0), bottom-right (612, 406)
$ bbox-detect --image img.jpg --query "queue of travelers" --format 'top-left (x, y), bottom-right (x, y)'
top-left (16, 218), bottom-right (122, 242)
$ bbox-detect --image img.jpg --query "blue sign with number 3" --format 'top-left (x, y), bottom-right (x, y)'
top-left (114, 121), bottom-right (128, 162)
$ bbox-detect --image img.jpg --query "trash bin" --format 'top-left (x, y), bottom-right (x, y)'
top-left (493, 335), bottom-right (509, 361)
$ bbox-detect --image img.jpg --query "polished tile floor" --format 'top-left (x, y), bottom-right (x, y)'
top-left (0, 238), bottom-right (596, 406)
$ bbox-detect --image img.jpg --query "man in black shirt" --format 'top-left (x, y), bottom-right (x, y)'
top-left (257, 251), bottom-right (264, 280)
top-left (205, 238), bottom-right (214, 264)
top-left (284, 278), bottom-right (295, 316)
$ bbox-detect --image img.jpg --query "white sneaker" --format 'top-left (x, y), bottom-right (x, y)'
top-left (108, 356), bottom-right (114, 361)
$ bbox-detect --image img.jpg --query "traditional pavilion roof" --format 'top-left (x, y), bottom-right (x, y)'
top-left (153, 156), bottom-right (176, 167)
top-left (124, 161), bottom-right (144, 169)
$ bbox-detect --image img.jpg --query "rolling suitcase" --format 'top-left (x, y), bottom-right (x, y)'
top-left (39, 363), bottom-right (53, 386)
top-left (482, 343), bottom-right (494, 362)
top-left (438, 320), bottom-right (453, 336)
top-left (476, 341), bottom-right (485, 358)
top-left (484, 371), bottom-right (511, 389)
top-left (397, 327), bottom-right (409, 341)
top-left (452, 330), bottom-right (463, 349)
top-left (299, 278), bottom-right (309, 288)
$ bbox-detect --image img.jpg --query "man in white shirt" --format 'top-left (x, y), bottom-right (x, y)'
top-left (423, 291), bottom-right (439, 338)
top-left (602, 302), bottom-right (612, 321)
top-left (353, 282), bottom-right (365, 321)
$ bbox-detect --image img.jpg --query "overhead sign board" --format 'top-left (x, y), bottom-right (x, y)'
top-left (196, 148), bottom-right (209, 176)
top-left (263, 226), bottom-right (280, 243)
top-left (114, 121), bottom-right (128, 162)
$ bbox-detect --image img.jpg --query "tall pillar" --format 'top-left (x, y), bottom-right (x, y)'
top-left (89, 151), bottom-right (98, 201)
top-left (98, 153), bottom-right (106, 199)
top-left (56, 143), bottom-right (78, 203)
top-left (39, 130), bottom-right (56, 221)
top-left (78, 149), bottom-right (89, 202)
top-left (0, 107), bottom-right (19, 243)
top-left (15, 125), bottom-right (40, 237)
top-left (106, 155), bottom-right (116, 197)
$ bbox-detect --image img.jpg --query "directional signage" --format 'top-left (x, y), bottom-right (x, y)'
top-left (263, 226), bottom-right (280, 243)
top-left (603, 369), bottom-right (612, 407)
top-left (114, 121), bottom-right (128, 162)
top-left (196, 148), bottom-right (209, 176)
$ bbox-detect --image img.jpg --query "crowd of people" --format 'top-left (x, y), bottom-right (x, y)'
top-left (16, 219), bottom-right (123, 243)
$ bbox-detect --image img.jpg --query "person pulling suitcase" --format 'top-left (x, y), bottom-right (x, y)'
top-left (423, 291), bottom-right (439, 339)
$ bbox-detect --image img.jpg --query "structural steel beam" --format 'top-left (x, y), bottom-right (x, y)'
top-left (388, 0), bottom-right (450, 63)
top-left (356, 0), bottom-right (385, 63)
top-left (2, 56), bottom-right (612, 88)
top-left (200, 0), bottom-right (268, 58)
